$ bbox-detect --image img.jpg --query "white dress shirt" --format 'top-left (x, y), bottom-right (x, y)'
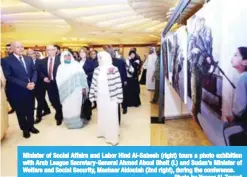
top-left (14, 53), bottom-right (28, 72)
top-left (33, 59), bottom-right (36, 65)
top-left (47, 56), bottom-right (56, 80)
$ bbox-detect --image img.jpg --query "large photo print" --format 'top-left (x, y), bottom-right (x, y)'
top-left (164, 27), bottom-right (188, 103)
top-left (187, 0), bottom-right (224, 123)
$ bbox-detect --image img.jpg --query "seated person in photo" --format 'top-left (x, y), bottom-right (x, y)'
top-left (229, 47), bottom-right (247, 126)
top-left (56, 51), bottom-right (88, 129)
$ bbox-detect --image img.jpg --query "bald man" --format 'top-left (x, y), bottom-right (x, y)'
top-left (1, 41), bottom-right (39, 138)
top-left (39, 45), bottom-right (63, 125)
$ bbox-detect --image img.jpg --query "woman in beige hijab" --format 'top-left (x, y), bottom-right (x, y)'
top-left (1, 65), bottom-right (9, 139)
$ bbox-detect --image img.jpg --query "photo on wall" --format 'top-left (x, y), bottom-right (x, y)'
top-left (164, 26), bottom-right (188, 103)
top-left (161, 38), bottom-right (169, 79)
top-left (220, 0), bottom-right (247, 123)
top-left (186, 0), bottom-right (247, 125)
top-left (186, 0), bottom-right (224, 123)
top-left (165, 34), bottom-right (174, 82)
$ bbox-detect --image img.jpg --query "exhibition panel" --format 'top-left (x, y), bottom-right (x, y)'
top-left (162, 0), bottom-right (247, 145)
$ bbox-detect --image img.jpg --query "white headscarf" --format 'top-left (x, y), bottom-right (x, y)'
top-left (97, 51), bottom-right (112, 67)
top-left (56, 51), bottom-right (86, 86)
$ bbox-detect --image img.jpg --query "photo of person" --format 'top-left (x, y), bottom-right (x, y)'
top-left (186, 1), bottom-right (224, 124)
top-left (164, 26), bottom-right (188, 103)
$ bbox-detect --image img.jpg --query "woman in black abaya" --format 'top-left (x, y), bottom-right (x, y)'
top-left (125, 51), bottom-right (141, 107)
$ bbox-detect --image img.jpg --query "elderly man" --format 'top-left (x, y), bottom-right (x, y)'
top-left (39, 45), bottom-right (63, 125)
top-left (1, 41), bottom-right (39, 138)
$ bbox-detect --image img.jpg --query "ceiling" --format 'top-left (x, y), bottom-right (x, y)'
top-left (1, 0), bottom-right (180, 47)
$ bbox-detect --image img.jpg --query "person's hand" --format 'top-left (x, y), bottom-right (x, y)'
top-left (206, 57), bottom-right (211, 64)
top-left (82, 88), bottom-right (86, 96)
top-left (30, 82), bottom-right (35, 89)
top-left (44, 77), bottom-right (50, 83)
top-left (26, 83), bottom-right (35, 90)
top-left (91, 102), bottom-right (95, 108)
top-left (124, 81), bottom-right (127, 86)
top-left (226, 116), bottom-right (234, 123)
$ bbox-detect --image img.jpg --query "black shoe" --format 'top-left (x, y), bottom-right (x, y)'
top-left (123, 109), bottom-right (127, 114)
top-left (56, 120), bottom-right (62, 126)
top-left (42, 110), bottom-right (51, 117)
top-left (30, 127), bottom-right (39, 134)
top-left (23, 131), bottom-right (30, 138)
top-left (8, 109), bottom-right (15, 114)
top-left (34, 117), bottom-right (42, 124)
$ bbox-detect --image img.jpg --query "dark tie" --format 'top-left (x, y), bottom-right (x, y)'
top-left (19, 56), bottom-right (27, 73)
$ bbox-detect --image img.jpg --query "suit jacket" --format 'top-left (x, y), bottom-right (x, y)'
top-left (34, 59), bottom-right (45, 87)
top-left (39, 56), bottom-right (61, 82)
top-left (82, 59), bottom-right (97, 87)
top-left (1, 54), bottom-right (37, 100)
top-left (112, 58), bottom-right (127, 84)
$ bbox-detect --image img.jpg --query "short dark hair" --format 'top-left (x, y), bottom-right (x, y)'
top-left (238, 47), bottom-right (247, 71)
top-left (239, 47), bottom-right (247, 60)
top-left (54, 45), bottom-right (61, 50)
top-left (6, 44), bottom-right (10, 47)
top-left (129, 50), bottom-right (136, 56)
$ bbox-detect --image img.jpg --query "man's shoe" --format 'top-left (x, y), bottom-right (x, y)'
top-left (30, 127), bottom-right (40, 134)
top-left (34, 117), bottom-right (42, 124)
top-left (8, 109), bottom-right (15, 114)
top-left (23, 131), bottom-right (30, 138)
top-left (56, 120), bottom-right (62, 126)
top-left (42, 110), bottom-right (51, 117)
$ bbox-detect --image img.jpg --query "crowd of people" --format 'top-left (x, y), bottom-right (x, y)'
top-left (0, 41), bottom-right (160, 145)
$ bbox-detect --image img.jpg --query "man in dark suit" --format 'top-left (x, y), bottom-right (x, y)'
top-left (1, 41), bottom-right (39, 138)
top-left (3, 43), bottom-right (15, 114)
top-left (27, 49), bottom-right (51, 123)
top-left (54, 45), bottom-right (61, 57)
top-left (39, 45), bottom-right (63, 125)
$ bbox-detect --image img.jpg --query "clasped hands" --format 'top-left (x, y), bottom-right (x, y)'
top-left (26, 82), bottom-right (35, 90)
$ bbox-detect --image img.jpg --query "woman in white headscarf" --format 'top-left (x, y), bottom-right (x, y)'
top-left (89, 51), bottom-right (123, 145)
top-left (56, 51), bottom-right (88, 129)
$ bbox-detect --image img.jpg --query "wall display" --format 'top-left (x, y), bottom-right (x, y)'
top-left (164, 26), bottom-right (188, 103)
top-left (187, 0), bottom-right (247, 126)
top-left (186, 0), bottom-right (223, 124)
top-left (220, 0), bottom-right (247, 122)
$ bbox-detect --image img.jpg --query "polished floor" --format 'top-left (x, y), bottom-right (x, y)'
top-left (1, 86), bottom-right (210, 176)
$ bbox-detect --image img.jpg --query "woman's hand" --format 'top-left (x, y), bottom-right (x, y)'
top-left (226, 116), bottom-right (234, 123)
top-left (91, 102), bottom-right (95, 108)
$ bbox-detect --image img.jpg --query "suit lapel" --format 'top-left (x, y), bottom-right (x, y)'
top-left (12, 55), bottom-right (27, 74)
top-left (23, 56), bottom-right (29, 74)
top-left (53, 56), bottom-right (60, 78)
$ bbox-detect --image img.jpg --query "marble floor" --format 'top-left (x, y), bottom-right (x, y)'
top-left (1, 86), bottom-right (211, 176)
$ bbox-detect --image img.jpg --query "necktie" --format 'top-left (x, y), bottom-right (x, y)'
top-left (48, 58), bottom-right (53, 80)
top-left (19, 56), bottom-right (27, 73)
